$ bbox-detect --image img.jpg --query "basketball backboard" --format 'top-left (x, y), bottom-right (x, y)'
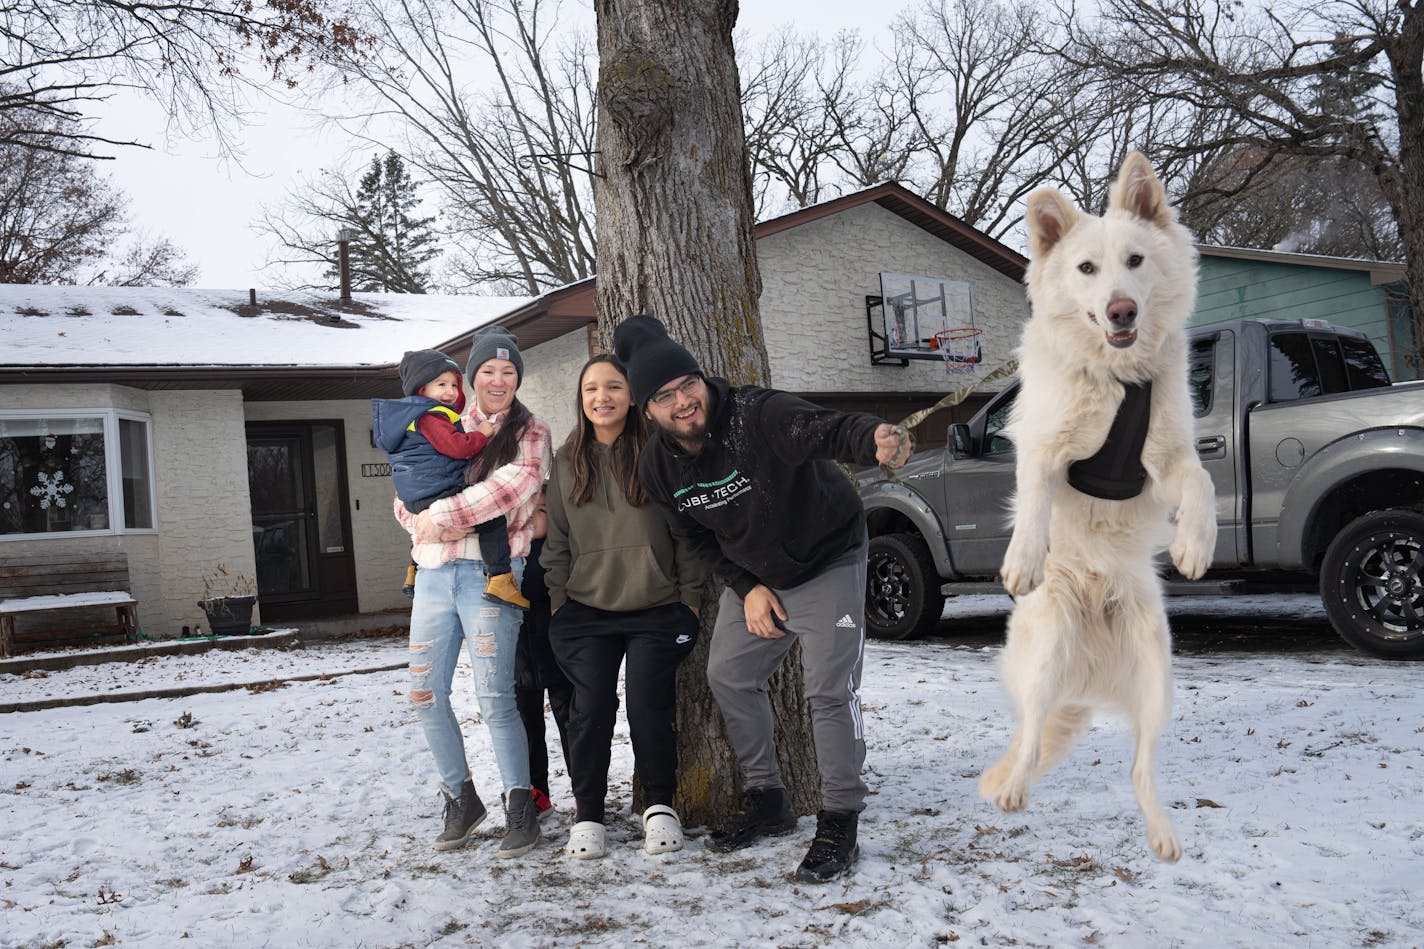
top-left (873, 273), bottom-right (976, 363)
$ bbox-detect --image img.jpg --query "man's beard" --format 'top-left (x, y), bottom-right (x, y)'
top-left (653, 413), bottom-right (709, 453)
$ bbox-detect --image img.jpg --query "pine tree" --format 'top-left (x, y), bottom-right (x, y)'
top-left (333, 151), bottom-right (440, 293)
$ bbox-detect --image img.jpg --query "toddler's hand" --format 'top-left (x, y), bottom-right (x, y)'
top-left (475, 420), bottom-right (496, 438)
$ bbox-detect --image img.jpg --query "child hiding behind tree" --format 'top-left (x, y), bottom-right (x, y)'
top-left (372, 349), bottom-right (529, 610)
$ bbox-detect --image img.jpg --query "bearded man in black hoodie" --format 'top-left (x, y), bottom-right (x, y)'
top-left (613, 314), bottom-right (911, 883)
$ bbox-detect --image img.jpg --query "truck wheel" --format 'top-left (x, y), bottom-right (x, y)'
top-left (1320, 510), bottom-right (1424, 660)
top-left (865, 533), bottom-right (945, 640)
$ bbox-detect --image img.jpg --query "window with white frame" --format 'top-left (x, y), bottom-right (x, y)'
top-left (0, 410), bottom-right (155, 537)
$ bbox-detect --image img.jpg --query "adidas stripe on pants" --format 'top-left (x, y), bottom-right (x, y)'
top-left (706, 541), bottom-right (868, 813)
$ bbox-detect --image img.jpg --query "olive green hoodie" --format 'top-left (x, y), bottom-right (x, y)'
top-left (541, 442), bottom-right (704, 613)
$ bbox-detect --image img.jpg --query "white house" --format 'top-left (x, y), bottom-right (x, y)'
top-left (0, 184), bottom-right (1028, 646)
top-left (0, 287), bottom-right (528, 643)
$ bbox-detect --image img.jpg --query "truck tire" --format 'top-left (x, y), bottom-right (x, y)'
top-left (865, 533), bottom-right (946, 640)
top-left (1320, 510), bottom-right (1424, 660)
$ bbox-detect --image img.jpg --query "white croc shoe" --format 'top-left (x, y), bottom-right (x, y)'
top-left (564, 820), bottom-right (607, 860)
top-left (642, 804), bottom-right (684, 855)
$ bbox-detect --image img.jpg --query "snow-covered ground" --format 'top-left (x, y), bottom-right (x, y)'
top-left (2, 599), bottom-right (1421, 948)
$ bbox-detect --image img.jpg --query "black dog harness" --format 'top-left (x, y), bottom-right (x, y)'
top-left (1067, 381), bottom-right (1153, 501)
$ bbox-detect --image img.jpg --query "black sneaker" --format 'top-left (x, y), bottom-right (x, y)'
top-left (433, 778), bottom-right (487, 851)
top-left (793, 810), bottom-right (860, 882)
top-left (706, 787), bottom-right (798, 853)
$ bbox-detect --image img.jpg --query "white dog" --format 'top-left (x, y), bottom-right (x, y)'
top-left (979, 153), bottom-right (1217, 862)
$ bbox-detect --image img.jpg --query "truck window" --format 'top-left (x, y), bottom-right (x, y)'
top-left (1309, 335), bottom-right (1350, 395)
top-left (1269, 331), bottom-right (1391, 402)
top-left (1188, 338), bottom-right (1214, 416)
top-left (1268, 332), bottom-right (1323, 402)
top-left (984, 393), bottom-right (1015, 455)
top-left (1340, 336), bottom-right (1392, 389)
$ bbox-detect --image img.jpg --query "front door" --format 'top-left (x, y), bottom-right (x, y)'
top-left (246, 422), bottom-right (358, 620)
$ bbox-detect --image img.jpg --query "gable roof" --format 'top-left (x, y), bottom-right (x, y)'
top-left (757, 182), bottom-right (1028, 280)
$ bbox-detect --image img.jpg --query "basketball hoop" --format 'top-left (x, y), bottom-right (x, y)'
top-left (933, 328), bottom-right (983, 373)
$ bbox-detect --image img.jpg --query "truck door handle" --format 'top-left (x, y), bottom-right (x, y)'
top-left (1196, 435), bottom-right (1225, 457)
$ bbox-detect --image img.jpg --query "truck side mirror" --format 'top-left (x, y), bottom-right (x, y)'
top-left (950, 423), bottom-right (972, 459)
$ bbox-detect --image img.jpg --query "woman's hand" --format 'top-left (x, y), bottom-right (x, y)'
top-left (413, 509), bottom-right (467, 543)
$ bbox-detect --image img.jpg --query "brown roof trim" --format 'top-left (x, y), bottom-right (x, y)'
top-left (0, 364), bottom-right (401, 401)
top-left (0, 364), bottom-right (395, 382)
top-left (755, 183), bottom-right (1028, 281)
top-left (437, 278), bottom-right (597, 355)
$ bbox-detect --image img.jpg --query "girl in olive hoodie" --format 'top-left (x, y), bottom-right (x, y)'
top-left (541, 354), bottom-right (704, 860)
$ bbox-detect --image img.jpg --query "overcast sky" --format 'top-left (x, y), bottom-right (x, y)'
top-left (89, 2), bottom-right (899, 290)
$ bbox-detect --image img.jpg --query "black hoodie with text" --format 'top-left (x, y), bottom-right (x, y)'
top-left (637, 377), bottom-right (884, 598)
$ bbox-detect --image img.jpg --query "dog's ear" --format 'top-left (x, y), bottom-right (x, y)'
top-left (1026, 188), bottom-right (1079, 259)
top-left (1110, 152), bottom-right (1175, 229)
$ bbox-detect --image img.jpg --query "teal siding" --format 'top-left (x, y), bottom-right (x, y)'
top-left (1192, 255), bottom-right (1416, 381)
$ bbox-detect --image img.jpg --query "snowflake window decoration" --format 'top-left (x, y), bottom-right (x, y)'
top-left (29, 470), bottom-right (75, 509)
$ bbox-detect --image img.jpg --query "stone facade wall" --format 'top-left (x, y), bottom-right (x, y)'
top-left (147, 390), bottom-right (257, 636)
top-left (513, 325), bottom-right (593, 450)
top-left (757, 203), bottom-right (1028, 393)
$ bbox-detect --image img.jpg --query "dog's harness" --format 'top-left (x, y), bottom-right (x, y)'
top-left (1067, 381), bottom-right (1152, 500)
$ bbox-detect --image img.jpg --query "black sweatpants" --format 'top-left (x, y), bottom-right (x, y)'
top-left (515, 594), bottom-right (573, 795)
top-left (550, 599), bottom-right (699, 823)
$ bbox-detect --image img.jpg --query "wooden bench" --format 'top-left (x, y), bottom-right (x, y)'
top-left (0, 552), bottom-right (138, 657)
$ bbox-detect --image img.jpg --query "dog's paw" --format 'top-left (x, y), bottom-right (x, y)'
top-left (1000, 535), bottom-right (1046, 597)
top-left (1170, 521), bottom-right (1213, 579)
top-left (1147, 822), bottom-right (1182, 862)
top-left (978, 759), bottom-right (1010, 800)
top-left (993, 780), bottom-right (1031, 813)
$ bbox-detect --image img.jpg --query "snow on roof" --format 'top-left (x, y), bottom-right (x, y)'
top-left (0, 285), bottom-right (532, 368)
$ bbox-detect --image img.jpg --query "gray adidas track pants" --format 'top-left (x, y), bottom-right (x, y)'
top-left (706, 541), bottom-right (868, 813)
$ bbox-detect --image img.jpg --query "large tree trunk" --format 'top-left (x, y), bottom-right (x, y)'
top-left (592, 0), bottom-right (821, 827)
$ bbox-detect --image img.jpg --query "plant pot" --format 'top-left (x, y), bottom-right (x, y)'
top-left (197, 595), bottom-right (257, 636)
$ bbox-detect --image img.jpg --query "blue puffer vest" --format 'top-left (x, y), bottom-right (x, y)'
top-left (371, 396), bottom-right (469, 506)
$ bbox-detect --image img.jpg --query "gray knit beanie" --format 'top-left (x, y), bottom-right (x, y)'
top-left (612, 314), bottom-right (703, 407)
top-left (465, 326), bottom-right (524, 388)
top-left (399, 349), bottom-right (461, 396)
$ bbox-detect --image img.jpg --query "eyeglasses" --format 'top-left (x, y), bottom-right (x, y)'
top-left (648, 376), bottom-right (700, 408)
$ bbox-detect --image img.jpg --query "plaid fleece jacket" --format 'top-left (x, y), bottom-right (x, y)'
top-left (394, 405), bottom-right (552, 569)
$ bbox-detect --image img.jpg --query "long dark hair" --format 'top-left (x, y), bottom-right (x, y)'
top-left (467, 397), bottom-right (532, 484)
top-left (561, 354), bottom-right (648, 507)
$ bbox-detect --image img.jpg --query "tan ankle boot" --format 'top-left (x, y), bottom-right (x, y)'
top-left (482, 572), bottom-right (530, 611)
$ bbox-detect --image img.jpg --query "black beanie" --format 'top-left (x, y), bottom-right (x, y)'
top-left (612, 314), bottom-right (703, 407)
top-left (399, 349), bottom-right (461, 396)
top-left (465, 326), bottom-right (524, 388)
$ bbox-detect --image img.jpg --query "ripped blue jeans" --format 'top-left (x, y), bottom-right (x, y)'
top-left (408, 557), bottom-right (530, 797)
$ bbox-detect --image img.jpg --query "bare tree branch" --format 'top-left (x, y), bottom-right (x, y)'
top-left (0, 0), bottom-right (367, 157)
top-left (1053, 0), bottom-right (1422, 366)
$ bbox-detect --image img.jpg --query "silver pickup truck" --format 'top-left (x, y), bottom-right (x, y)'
top-left (856, 317), bottom-right (1424, 659)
